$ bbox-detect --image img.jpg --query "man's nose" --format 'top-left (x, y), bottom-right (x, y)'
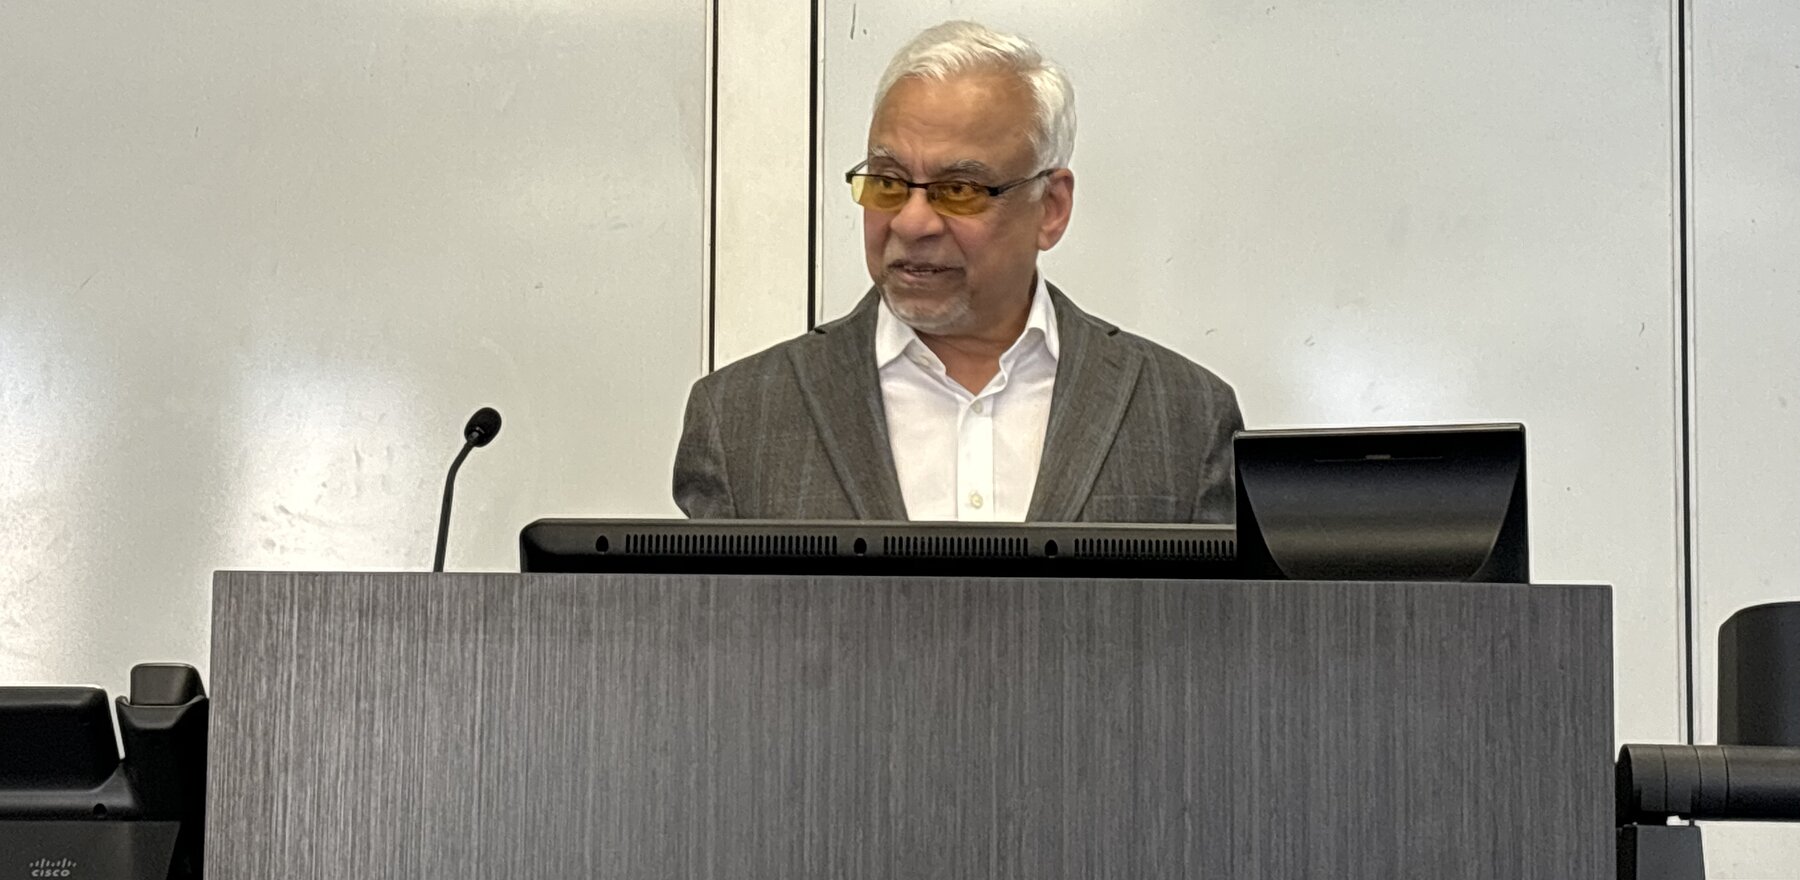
top-left (889, 186), bottom-right (946, 239)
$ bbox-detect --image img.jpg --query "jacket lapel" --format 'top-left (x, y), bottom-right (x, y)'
top-left (1026, 284), bottom-right (1144, 521)
top-left (786, 290), bottom-right (909, 520)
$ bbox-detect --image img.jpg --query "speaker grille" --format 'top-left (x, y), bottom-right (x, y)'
top-left (1071, 537), bottom-right (1234, 560)
top-left (883, 535), bottom-right (1031, 558)
top-left (622, 532), bottom-right (838, 556)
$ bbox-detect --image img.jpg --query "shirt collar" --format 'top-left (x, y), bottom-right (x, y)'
top-left (874, 274), bottom-right (1060, 368)
top-left (1026, 273), bottom-right (1060, 362)
top-left (874, 291), bottom-right (918, 369)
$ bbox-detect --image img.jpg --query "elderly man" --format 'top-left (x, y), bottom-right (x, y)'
top-left (674, 21), bottom-right (1242, 522)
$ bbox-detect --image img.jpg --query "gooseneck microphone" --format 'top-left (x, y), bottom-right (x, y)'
top-left (433, 407), bottom-right (503, 572)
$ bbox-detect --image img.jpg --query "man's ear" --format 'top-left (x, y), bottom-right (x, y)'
top-left (1036, 169), bottom-right (1075, 251)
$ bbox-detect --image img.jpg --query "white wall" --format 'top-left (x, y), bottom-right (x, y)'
top-left (711, 0), bottom-right (813, 366)
top-left (0, 0), bottom-right (709, 698)
top-left (1688, 1), bottom-right (1800, 876)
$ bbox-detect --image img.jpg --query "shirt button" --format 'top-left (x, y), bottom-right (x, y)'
top-left (972, 400), bottom-right (985, 414)
top-left (969, 492), bottom-right (984, 509)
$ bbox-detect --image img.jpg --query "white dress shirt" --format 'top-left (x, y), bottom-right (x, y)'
top-left (875, 276), bottom-right (1060, 521)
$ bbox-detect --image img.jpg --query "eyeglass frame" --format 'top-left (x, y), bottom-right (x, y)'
top-left (843, 159), bottom-right (1057, 214)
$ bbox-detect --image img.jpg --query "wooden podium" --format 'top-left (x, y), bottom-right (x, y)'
top-left (205, 572), bottom-right (1612, 878)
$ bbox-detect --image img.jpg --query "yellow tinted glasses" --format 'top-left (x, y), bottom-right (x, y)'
top-left (846, 160), bottom-right (1053, 217)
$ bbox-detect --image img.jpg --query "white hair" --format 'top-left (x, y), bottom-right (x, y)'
top-left (872, 21), bottom-right (1077, 172)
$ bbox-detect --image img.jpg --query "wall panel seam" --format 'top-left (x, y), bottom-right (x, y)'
top-left (1676, 0), bottom-right (1699, 747)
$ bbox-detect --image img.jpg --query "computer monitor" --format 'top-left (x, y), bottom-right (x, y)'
top-left (520, 520), bottom-right (1238, 578)
top-left (522, 425), bottom-right (1526, 583)
top-left (1232, 423), bottom-right (1529, 582)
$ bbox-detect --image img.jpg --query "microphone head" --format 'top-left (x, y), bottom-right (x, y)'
top-left (464, 407), bottom-right (502, 447)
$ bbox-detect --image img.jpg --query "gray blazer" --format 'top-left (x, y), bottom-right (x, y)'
top-left (673, 284), bottom-right (1243, 522)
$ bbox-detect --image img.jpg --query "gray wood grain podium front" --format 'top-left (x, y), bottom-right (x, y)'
top-left (206, 572), bottom-right (1612, 878)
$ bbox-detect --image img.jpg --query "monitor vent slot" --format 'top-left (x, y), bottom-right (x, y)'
top-left (883, 535), bottom-right (1031, 558)
top-left (623, 532), bottom-right (838, 557)
top-left (1071, 538), bottom-right (1234, 560)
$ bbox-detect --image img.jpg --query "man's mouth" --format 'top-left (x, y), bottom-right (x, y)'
top-left (889, 261), bottom-right (963, 279)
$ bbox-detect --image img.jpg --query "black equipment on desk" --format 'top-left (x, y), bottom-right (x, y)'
top-left (523, 423), bottom-right (1533, 583)
top-left (1617, 601), bottom-right (1800, 880)
top-left (521, 519), bottom-right (1237, 578)
top-left (1233, 422), bottom-right (1530, 582)
top-left (0, 663), bottom-right (209, 879)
